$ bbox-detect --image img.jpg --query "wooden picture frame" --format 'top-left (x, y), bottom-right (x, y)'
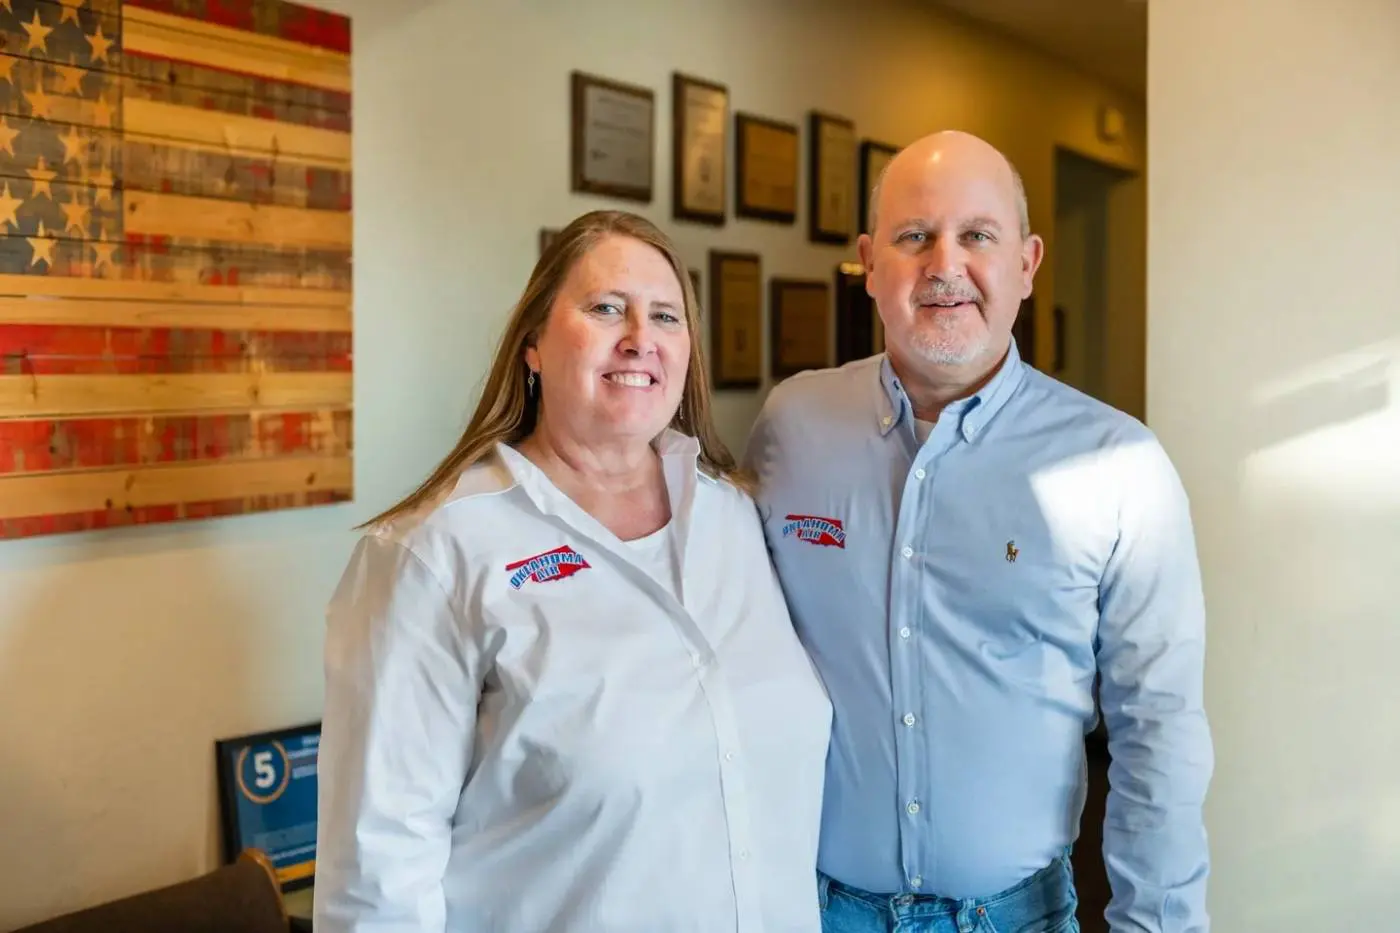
top-left (539, 227), bottom-right (560, 257)
top-left (734, 112), bottom-right (798, 223)
top-left (859, 139), bottom-right (899, 235)
top-left (808, 111), bottom-right (857, 244)
top-left (707, 250), bottom-right (763, 389)
top-left (672, 73), bottom-right (728, 225)
top-left (570, 70), bottom-right (654, 203)
top-left (770, 277), bottom-right (832, 378)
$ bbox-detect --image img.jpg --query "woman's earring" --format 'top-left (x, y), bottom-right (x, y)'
top-left (527, 371), bottom-right (536, 396)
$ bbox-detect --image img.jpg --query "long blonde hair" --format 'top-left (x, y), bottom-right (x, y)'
top-left (362, 210), bottom-right (748, 528)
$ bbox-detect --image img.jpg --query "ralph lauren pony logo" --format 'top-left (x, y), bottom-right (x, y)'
top-left (781, 514), bottom-right (847, 549)
top-left (505, 545), bottom-right (591, 589)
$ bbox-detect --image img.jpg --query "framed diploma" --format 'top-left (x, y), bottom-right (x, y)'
top-left (570, 71), bottom-right (654, 202)
top-left (215, 721), bottom-right (322, 892)
top-left (770, 277), bottom-right (832, 378)
top-left (735, 112), bottom-right (798, 224)
top-left (808, 111), bottom-right (857, 244)
top-left (834, 261), bottom-right (877, 365)
top-left (707, 249), bottom-right (763, 389)
top-left (672, 73), bottom-right (728, 225)
top-left (859, 139), bottom-right (899, 235)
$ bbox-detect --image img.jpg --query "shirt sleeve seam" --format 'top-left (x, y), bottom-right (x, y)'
top-left (374, 529), bottom-right (478, 660)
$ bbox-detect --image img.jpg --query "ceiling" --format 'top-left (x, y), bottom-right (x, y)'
top-left (923, 0), bottom-right (1146, 98)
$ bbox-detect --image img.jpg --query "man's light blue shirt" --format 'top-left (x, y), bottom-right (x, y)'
top-left (744, 341), bottom-right (1213, 931)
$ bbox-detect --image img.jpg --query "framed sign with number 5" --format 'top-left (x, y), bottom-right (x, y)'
top-left (214, 720), bottom-right (322, 893)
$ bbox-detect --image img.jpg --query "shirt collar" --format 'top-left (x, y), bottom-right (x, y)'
top-left (492, 428), bottom-right (702, 605)
top-left (494, 427), bottom-right (703, 512)
top-left (875, 338), bottom-right (1026, 442)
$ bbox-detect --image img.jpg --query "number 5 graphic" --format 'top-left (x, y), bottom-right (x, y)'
top-left (254, 751), bottom-right (276, 788)
top-left (237, 742), bottom-right (290, 804)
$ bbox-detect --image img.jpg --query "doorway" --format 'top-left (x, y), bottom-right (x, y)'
top-left (1052, 148), bottom-right (1143, 417)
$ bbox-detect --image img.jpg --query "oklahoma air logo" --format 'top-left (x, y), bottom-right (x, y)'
top-left (781, 514), bottom-right (847, 548)
top-left (506, 545), bottom-right (591, 589)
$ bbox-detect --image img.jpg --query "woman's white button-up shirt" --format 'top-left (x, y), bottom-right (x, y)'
top-left (314, 430), bottom-right (833, 933)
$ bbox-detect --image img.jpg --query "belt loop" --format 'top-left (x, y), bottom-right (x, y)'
top-left (954, 899), bottom-right (982, 933)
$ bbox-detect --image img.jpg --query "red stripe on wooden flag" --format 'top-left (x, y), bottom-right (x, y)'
top-left (122, 0), bottom-right (352, 54)
top-left (0, 409), bottom-right (353, 474)
top-left (0, 488), bottom-right (350, 539)
top-left (123, 50), bottom-right (352, 130)
top-left (0, 325), bottom-right (352, 375)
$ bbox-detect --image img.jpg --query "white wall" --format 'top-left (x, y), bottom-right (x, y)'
top-left (1150, 0), bottom-right (1400, 927)
top-left (0, 0), bottom-right (1145, 926)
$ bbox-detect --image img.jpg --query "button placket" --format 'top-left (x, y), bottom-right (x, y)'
top-left (893, 445), bottom-right (945, 902)
top-left (691, 663), bottom-right (761, 930)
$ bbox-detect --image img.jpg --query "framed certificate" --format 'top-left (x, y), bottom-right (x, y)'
top-left (735, 112), bottom-right (798, 224)
top-left (834, 261), bottom-right (877, 365)
top-left (770, 277), bottom-right (832, 378)
top-left (859, 139), bottom-right (899, 235)
top-left (215, 721), bottom-right (322, 892)
top-left (570, 71), bottom-right (654, 202)
top-left (672, 73), bottom-right (728, 225)
top-left (708, 249), bottom-right (763, 388)
top-left (808, 111), bottom-right (857, 244)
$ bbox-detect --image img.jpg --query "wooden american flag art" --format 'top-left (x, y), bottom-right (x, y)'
top-left (0, 0), bottom-right (352, 539)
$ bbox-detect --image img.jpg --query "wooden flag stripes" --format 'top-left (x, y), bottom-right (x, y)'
top-left (0, 0), bottom-right (353, 539)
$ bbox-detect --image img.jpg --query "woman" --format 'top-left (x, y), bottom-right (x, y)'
top-left (314, 210), bottom-right (832, 933)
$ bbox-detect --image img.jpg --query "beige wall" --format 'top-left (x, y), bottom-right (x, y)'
top-left (0, 0), bottom-right (1144, 926)
top-left (1150, 0), bottom-right (1400, 927)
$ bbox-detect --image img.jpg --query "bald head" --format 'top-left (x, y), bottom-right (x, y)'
top-left (868, 131), bottom-right (1030, 240)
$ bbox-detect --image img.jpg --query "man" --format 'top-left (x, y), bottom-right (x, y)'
top-left (744, 130), bottom-right (1213, 932)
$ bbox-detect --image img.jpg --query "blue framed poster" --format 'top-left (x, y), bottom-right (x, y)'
top-left (215, 721), bottom-right (321, 892)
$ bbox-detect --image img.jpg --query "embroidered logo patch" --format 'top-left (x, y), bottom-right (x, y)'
top-left (781, 514), bottom-right (847, 549)
top-left (505, 545), bottom-right (591, 589)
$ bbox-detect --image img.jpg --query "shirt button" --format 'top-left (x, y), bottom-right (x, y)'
top-left (725, 751), bottom-right (735, 761)
top-left (882, 416), bottom-right (892, 427)
top-left (914, 468), bottom-right (926, 480)
top-left (902, 713), bottom-right (916, 727)
top-left (739, 849), bottom-right (749, 860)
top-left (899, 627), bottom-right (911, 638)
top-left (910, 876), bottom-right (923, 888)
top-left (901, 546), bottom-right (913, 559)
top-left (907, 801), bottom-right (920, 815)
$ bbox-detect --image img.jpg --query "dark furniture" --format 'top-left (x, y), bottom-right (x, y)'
top-left (9, 849), bottom-right (289, 933)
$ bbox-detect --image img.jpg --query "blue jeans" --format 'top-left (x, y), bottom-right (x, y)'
top-left (818, 851), bottom-right (1080, 933)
